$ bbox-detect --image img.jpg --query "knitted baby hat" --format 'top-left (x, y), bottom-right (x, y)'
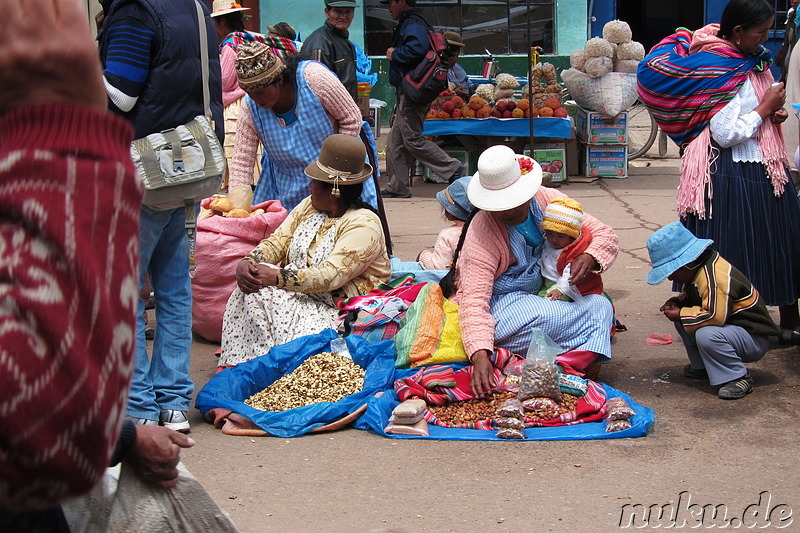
top-left (541, 197), bottom-right (583, 238)
top-left (236, 41), bottom-right (286, 91)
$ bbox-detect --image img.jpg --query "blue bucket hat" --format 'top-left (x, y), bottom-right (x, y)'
top-left (436, 176), bottom-right (474, 221)
top-left (646, 222), bottom-right (713, 285)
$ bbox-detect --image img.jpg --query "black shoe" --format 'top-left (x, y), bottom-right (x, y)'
top-left (718, 373), bottom-right (753, 400)
top-left (778, 327), bottom-right (800, 345)
top-left (381, 188), bottom-right (412, 199)
top-left (448, 163), bottom-right (465, 184)
top-left (683, 364), bottom-right (708, 380)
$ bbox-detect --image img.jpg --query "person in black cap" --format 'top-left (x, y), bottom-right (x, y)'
top-left (300, 0), bottom-right (359, 102)
top-left (381, 0), bottom-right (463, 198)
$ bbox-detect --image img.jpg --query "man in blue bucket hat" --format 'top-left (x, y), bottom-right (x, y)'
top-left (646, 222), bottom-right (778, 399)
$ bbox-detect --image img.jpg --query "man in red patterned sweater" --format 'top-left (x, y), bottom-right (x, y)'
top-left (0, 0), bottom-right (194, 529)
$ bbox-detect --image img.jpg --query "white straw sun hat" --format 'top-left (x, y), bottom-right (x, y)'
top-left (467, 145), bottom-right (542, 211)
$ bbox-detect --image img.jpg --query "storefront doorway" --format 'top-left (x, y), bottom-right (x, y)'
top-left (616, 0), bottom-right (704, 52)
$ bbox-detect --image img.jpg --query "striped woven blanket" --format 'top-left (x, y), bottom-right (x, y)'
top-left (637, 24), bottom-right (771, 147)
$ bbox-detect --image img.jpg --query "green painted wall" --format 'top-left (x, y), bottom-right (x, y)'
top-left (557, 0), bottom-right (588, 55)
top-left (258, 1), bottom-right (365, 47)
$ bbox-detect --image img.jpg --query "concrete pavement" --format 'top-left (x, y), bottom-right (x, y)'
top-left (180, 143), bottom-right (800, 532)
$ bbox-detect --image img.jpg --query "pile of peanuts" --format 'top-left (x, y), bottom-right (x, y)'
top-left (245, 352), bottom-right (364, 411)
top-left (428, 391), bottom-right (582, 426)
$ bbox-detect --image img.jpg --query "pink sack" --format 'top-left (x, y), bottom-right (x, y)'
top-left (191, 199), bottom-right (288, 342)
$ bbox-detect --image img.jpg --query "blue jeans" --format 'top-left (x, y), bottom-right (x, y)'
top-left (127, 206), bottom-right (194, 419)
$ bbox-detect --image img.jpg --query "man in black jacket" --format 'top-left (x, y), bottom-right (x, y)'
top-left (381, 0), bottom-right (462, 199)
top-left (300, 0), bottom-right (359, 102)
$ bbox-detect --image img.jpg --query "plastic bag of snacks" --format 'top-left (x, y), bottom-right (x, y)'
top-left (496, 428), bottom-right (526, 439)
top-left (518, 328), bottom-right (563, 402)
top-left (496, 417), bottom-right (525, 431)
top-left (606, 418), bottom-right (632, 433)
top-left (605, 397), bottom-right (636, 421)
top-left (496, 398), bottom-right (524, 418)
top-left (521, 397), bottom-right (559, 412)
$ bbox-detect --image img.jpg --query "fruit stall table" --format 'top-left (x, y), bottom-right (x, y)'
top-left (421, 117), bottom-right (573, 181)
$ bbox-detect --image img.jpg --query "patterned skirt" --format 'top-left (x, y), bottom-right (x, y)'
top-left (219, 286), bottom-right (338, 367)
top-left (682, 147), bottom-right (800, 306)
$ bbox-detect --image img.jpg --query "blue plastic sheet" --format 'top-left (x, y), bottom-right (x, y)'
top-left (355, 366), bottom-right (654, 441)
top-left (195, 329), bottom-right (396, 438)
top-left (422, 117), bottom-right (572, 139)
top-left (389, 256), bottom-right (449, 284)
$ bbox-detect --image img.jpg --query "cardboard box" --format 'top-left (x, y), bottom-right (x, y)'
top-left (576, 106), bottom-right (627, 144)
top-left (524, 143), bottom-right (567, 183)
top-left (423, 148), bottom-right (473, 182)
top-left (579, 143), bottom-right (628, 178)
top-left (357, 83), bottom-right (371, 118)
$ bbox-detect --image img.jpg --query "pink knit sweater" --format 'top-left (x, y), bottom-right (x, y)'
top-left (453, 187), bottom-right (619, 357)
top-left (228, 61), bottom-right (363, 189)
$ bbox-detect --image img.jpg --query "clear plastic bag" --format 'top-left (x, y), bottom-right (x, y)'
top-left (496, 428), bottom-right (526, 439)
top-left (518, 328), bottom-right (563, 402)
top-left (496, 398), bottom-right (524, 418)
top-left (496, 417), bottom-right (525, 431)
top-left (521, 397), bottom-right (559, 412)
top-left (227, 184), bottom-right (254, 211)
top-left (605, 418), bottom-right (632, 432)
top-left (605, 397), bottom-right (636, 421)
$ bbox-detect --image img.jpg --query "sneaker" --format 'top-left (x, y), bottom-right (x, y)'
top-left (683, 364), bottom-right (708, 380)
top-left (718, 373), bottom-right (753, 400)
top-left (159, 410), bottom-right (191, 433)
top-left (125, 415), bottom-right (158, 426)
top-left (380, 188), bottom-right (412, 199)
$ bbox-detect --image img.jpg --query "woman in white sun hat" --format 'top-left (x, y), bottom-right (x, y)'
top-left (440, 145), bottom-right (620, 397)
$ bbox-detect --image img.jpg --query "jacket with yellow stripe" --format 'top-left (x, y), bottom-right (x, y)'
top-left (676, 250), bottom-right (779, 337)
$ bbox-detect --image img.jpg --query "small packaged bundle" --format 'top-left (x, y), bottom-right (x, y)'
top-left (496, 417), bottom-right (525, 431)
top-left (605, 419), bottom-right (632, 433)
top-left (496, 398), bottom-right (524, 419)
top-left (521, 397), bottom-right (558, 412)
top-left (496, 428), bottom-right (526, 439)
top-left (385, 399), bottom-right (430, 436)
top-left (605, 397), bottom-right (636, 421)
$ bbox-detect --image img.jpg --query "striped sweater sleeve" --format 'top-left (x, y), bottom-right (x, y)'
top-left (0, 103), bottom-right (142, 509)
top-left (681, 255), bottom-right (731, 333)
top-left (102, 6), bottom-right (157, 113)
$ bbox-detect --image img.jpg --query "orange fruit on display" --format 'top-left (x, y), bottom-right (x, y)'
top-left (553, 107), bottom-right (569, 118)
top-left (517, 98), bottom-right (530, 111)
top-left (529, 107), bottom-right (539, 118)
top-left (511, 108), bottom-right (525, 118)
top-left (539, 106), bottom-right (554, 117)
top-left (451, 96), bottom-right (464, 108)
top-left (465, 108), bottom-right (477, 118)
top-left (452, 108), bottom-right (463, 118)
top-left (544, 97), bottom-right (562, 110)
top-left (468, 96), bottom-right (485, 110)
top-left (426, 109), bottom-right (438, 120)
top-left (476, 106), bottom-right (491, 118)
top-left (441, 101), bottom-right (455, 114)
top-left (437, 110), bottom-right (451, 119)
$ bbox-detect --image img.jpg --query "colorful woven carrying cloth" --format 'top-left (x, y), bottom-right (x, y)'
top-left (220, 32), bottom-right (297, 60)
top-left (637, 24), bottom-right (789, 218)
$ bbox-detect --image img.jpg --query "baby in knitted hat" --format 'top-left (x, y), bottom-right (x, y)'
top-left (537, 197), bottom-right (604, 301)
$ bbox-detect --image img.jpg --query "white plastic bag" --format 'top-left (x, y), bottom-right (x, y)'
top-left (561, 69), bottom-right (639, 118)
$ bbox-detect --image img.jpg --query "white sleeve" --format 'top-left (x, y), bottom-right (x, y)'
top-left (710, 80), bottom-right (763, 148)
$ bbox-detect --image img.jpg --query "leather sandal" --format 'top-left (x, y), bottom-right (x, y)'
top-left (778, 328), bottom-right (800, 345)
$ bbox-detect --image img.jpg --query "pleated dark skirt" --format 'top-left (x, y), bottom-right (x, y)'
top-left (682, 146), bottom-right (800, 306)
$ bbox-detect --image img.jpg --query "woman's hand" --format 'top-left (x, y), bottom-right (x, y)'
top-left (568, 253), bottom-right (599, 285)
top-left (757, 83), bottom-right (786, 118)
top-left (470, 349), bottom-right (496, 398)
top-left (254, 263), bottom-right (279, 287)
top-left (772, 108), bottom-right (789, 124)
top-left (546, 288), bottom-right (564, 301)
top-left (236, 259), bottom-right (262, 294)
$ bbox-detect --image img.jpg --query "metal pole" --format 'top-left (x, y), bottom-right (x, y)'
top-left (527, 0), bottom-right (534, 153)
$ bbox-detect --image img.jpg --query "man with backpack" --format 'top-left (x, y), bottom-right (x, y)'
top-left (381, 0), bottom-right (463, 199)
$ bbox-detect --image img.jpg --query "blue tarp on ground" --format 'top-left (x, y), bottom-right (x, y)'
top-left (354, 365), bottom-right (654, 441)
top-left (422, 117), bottom-right (572, 139)
top-left (195, 329), bottom-right (396, 438)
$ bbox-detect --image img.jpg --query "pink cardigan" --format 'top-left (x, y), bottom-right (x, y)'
top-left (453, 187), bottom-right (619, 357)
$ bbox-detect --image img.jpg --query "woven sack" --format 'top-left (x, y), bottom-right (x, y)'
top-left (561, 69), bottom-right (638, 117)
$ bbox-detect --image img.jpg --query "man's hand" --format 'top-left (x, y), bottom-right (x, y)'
top-left (386, 47), bottom-right (395, 61)
top-left (0, 0), bottom-right (107, 115)
top-left (660, 299), bottom-right (682, 322)
top-left (126, 426), bottom-right (195, 489)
